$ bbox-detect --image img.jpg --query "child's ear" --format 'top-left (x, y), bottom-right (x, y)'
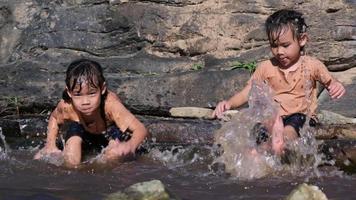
top-left (298, 33), bottom-right (308, 47)
top-left (101, 82), bottom-right (107, 95)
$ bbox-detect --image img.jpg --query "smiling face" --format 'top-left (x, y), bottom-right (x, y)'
top-left (67, 78), bottom-right (106, 116)
top-left (269, 26), bottom-right (307, 68)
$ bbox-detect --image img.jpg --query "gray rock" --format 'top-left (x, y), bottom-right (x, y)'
top-left (105, 180), bottom-right (174, 200)
top-left (169, 107), bottom-right (214, 119)
top-left (317, 110), bottom-right (356, 125)
top-left (285, 183), bottom-right (328, 200)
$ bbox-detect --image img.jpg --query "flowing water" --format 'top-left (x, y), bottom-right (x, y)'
top-left (0, 142), bottom-right (355, 200)
top-left (0, 80), bottom-right (355, 199)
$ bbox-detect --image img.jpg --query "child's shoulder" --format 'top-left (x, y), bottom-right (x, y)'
top-left (106, 90), bottom-right (122, 103)
top-left (105, 90), bottom-right (125, 110)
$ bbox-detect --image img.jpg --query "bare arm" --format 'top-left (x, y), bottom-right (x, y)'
top-left (212, 83), bottom-right (251, 118)
top-left (34, 105), bottom-right (63, 159)
top-left (312, 57), bottom-right (346, 99)
top-left (105, 92), bottom-right (149, 155)
top-left (126, 117), bottom-right (149, 152)
top-left (44, 113), bottom-right (61, 150)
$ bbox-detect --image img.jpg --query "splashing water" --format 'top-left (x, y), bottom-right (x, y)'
top-left (0, 127), bottom-right (10, 159)
top-left (214, 81), bottom-right (323, 180)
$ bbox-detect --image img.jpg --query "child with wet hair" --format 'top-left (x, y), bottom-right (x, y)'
top-left (213, 9), bottom-right (345, 155)
top-left (34, 59), bottom-right (148, 167)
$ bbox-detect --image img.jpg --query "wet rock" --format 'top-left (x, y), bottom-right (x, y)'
top-left (0, 115), bottom-right (220, 146)
top-left (317, 110), bottom-right (356, 125)
top-left (315, 124), bottom-right (356, 140)
top-left (0, 119), bottom-right (21, 137)
top-left (105, 180), bottom-right (175, 200)
top-left (169, 107), bottom-right (214, 119)
top-left (169, 107), bottom-right (239, 121)
top-left (0, 0), bottom-right (354, 117)
top-left (140, 115), bottom-right (219, 145)
top-left (319, 68), bottom-right (356, 118)
top-left (0, 59), bottom-right (250, 116)
top-left (285, 183), bottom-right (328, 200)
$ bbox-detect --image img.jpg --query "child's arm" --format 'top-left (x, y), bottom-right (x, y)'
top-left (34, 106), bottom-right (62, 159)
top-left (104, 118), bottom-right (148, 159)
top-left (212, 84), bottom-right (251, 118)
top-left (312, 58), bottom-right (346, 99)
top-left (104, 93), bottom-right (148, 156)
top-left (122, 117), bottom-right (148, 153)
top-left (212, 61), bottom-right (267, 119)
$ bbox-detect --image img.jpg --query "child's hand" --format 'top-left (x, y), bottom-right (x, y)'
top-left (212, 100), bottom-right (231, 118)
top-left (112, 141), bottom-right (135, 156)
top-left (34, 146), bottom-right (62, 160)
top-left (103, 140), bottom-right (136, 161)
top-left (327, 80), bottom-right (346, 99)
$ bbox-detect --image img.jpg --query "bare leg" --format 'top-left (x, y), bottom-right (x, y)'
top-left (283, 125), bottom-right (298, 142)
top-left (63, 136), bottom-right (82, 168)
top-left (272, 116), bottom-right (284, 155)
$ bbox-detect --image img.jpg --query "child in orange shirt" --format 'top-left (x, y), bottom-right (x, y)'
top-left (213, 9), bottom-right (345, 155)
top-left (34, 59), bottom-right (148, 167)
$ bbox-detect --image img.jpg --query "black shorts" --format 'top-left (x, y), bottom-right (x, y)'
top-left (282, 113), bottom-right (316, 136)
top-left (64, 122), bottom-right (131, 151)
top-left (252, 113), bottom-right (316, 144)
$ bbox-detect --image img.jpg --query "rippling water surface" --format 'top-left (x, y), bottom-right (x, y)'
top-left (0, 145), bottom-right (355, 200)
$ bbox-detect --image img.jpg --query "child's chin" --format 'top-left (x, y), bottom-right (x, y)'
top-left (80, 110), bottom-right (94, 115)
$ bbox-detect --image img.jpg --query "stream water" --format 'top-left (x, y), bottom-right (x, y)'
top-left (0, 143), bottom-right (355, 200)
top-left (1, 81), bottom-right (355, 200)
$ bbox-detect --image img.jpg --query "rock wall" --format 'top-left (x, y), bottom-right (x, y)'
top-left (0, 0), bottom-right (355, 117)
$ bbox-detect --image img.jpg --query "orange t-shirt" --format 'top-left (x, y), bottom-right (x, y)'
top-left (249, 56), bottom-right (334, 117)
top-left (52, 91), bottom-right (135, 133)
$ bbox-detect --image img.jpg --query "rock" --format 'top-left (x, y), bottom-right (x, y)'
top-left (169, 107), bottom-right (214, 119)
top-left (110, 0), bottom-right (129, 5)
top-left (285, 183), bottom-right (328, 200)
top-left (169, 107), bottom-right (239, 120)
top-left (0, 0), bottom-right (355, 118)
top-left (317, 110), bottom-right (356, 125)
top-left (318, 67), bottom-right (356, 118)
top-left (105, 180), bottom-right (174, 200)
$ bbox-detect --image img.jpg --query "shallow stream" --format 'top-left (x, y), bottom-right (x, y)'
top-left (0, 142), bottom-right (356, 200)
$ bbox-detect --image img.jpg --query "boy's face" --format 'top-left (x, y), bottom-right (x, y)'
top-left (269, 27), bottom-right (307, 68)
top-left (67, 80), bottom-right (106, 116)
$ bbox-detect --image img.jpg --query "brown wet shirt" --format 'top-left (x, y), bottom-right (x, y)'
top-left (249, 56), bottom-right (334, 117)
top-left (52, 90), bottom-right (136, 133)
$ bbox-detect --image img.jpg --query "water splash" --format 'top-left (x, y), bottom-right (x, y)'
top-left (0, 127), bottom-right (10, 159)
top-left (149, 145), bottom-right (205, 169)
top-left (214, 81), bottom-right (279, 179)
top-left (214, 81), bottom-right (323, 180)
top-left (39, 152), bottom-right (64, 167)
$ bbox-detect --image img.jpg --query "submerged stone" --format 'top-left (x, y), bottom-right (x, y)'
top-left (105, 180), bottom-right (175, 200)
top-left (285, 183), bottom-right (328, 200)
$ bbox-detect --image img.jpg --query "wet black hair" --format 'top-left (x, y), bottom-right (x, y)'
top-left (265, 9), bottom-right (308, 47)
top-left (62, 58), bottom-right (107, 102)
